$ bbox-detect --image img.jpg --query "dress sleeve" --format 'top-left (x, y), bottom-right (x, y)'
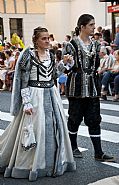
top-left (21, 87), bottom-right (33, 111)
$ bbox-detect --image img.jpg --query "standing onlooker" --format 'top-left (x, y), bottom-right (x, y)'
top-left (49, 34), bottom-right (58, 47)
top-left (63, 14), bottom-right (114, 162)
top-left (101, 50), bottom-right (119, 101)
top-left (55, 50), bottom-right (67, 95)
top-left (114, 24), bottom-right (119, 49)
top-left (102, 29), bottom-right (112, 46)
top-left (0, 50), bottom-right (15, 90)
top-left (65, 35), bottom-right (71, 42)
top-left (96, 26), bottom-right (102, 35)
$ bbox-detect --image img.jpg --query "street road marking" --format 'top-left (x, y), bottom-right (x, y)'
top-left (0, 128), bottom-right (4, 135)
top-left (102, 114), bottom-right (119, 124)
top-left (78, 147), bottom-right (88, 152)
top-left (62, 99), bottom-right (119, 112)
top-left (0, 111), bottom-right (14, 122)
top-left (63, 109), bottom-right (119, 143)
top-left (102, 162), bottom-right (119, 169)
top-left (64, 109), bottom-right (119, 125)
top-left (78, 125), bottom-right (119, 143)
top-left (100, 103), bottom-right (119, 112)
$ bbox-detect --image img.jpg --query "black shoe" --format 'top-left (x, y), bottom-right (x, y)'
top-left (73, 148), bottom-right (83, 158)
top-left (0, 166), bottom-right (6, 173)
top-left (95, 154), bottom-right (115, 162)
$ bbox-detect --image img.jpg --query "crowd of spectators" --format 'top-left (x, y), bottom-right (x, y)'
top-left (0, 41), bottom-right (21, 91)
top-left (0, 29), bottom-right (119, 101)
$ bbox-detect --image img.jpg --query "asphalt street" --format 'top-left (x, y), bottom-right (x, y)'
top-left (0, 91), bottom-right (119, 185)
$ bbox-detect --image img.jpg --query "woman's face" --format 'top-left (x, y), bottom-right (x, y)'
top-left (81, 19), bottom-right (95, 36)
top-left (4, 52), bottom-right (9, 59)
top-left (114, 51), bottom-right (119, 61)
top-left (36, 32), bottom-right (50, 50)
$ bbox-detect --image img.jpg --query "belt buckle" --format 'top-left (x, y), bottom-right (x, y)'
top-left (47, 83), bottom-right (50, 86)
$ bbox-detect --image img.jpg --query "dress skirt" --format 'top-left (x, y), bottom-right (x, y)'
top-left (0, 85), bottom-right (76, 181)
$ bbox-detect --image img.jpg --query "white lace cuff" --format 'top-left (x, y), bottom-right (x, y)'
top-left (23, 103), bottom-right (33, 111)
top-left (21, 87), bottom-right (31, 105)
top-left (21, 88), bottom-right (33, 111)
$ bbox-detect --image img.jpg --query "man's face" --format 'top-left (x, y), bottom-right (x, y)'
top-left (99, 51), bottom-right (104, 58)
top-left (82, 19), bottom-right (95, 36)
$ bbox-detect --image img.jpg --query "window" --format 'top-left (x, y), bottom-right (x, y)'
top-left (9, 18), bottom-right (23, 39)
top-left (0, 18), bottom-right (4, 41)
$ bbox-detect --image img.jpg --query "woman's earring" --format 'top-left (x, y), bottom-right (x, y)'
top-left (35, 42), bottom-right (38, 49)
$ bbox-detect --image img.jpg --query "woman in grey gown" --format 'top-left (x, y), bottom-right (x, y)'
top-left (0, 27), bottom-right (76, 181)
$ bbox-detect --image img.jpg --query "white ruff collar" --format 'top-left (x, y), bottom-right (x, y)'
top-left (78, 36), bottom-right (96, 57)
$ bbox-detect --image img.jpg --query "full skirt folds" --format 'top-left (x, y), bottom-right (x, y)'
top-left (0, 85), bottom-right (76, 181)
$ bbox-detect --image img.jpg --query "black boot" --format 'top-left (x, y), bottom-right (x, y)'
top-left (90, 136), bottom-right (103, 156)
top-left (69, 133), bottom-right (77, 150)
top-left (69, 133), bottom-right (82, 158)
top-left (90, 136), bottom-right (114, 162)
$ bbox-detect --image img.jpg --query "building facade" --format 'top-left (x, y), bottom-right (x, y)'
top-left (0, 0), bottom-right (112, 46)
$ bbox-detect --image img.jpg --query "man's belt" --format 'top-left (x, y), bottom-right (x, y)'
top-left (28, 80), bottom-right (54, 88)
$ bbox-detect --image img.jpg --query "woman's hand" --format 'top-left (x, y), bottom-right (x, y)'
top-left (23, 103), bottom-right (33, 115)
top-left (24, 108), bottom-right (33, 115)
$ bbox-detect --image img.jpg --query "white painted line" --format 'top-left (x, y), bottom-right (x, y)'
top-left (0, 111), bottom-right (14, 122)
top-left (78, 126), bottom-right (119, 143)
top-left (63, 109), bottom-right (68, 117)
top-left (62, 99), bottom-right (68, 105)
top-left (78, 147), bottom-right (88, 152)
top-left (100, 103), bottom-right (119, 112)
top-left (64, 109), bottom-right (119, 143)
top-left (0, 128), bottom-right (4, 135)
top-left (64, 109), bottom-right (119, 125)
top-left (101, 114), bottom-right (119, 124)
top-left (102, 162), bottom-right (119, 169)
top-left (62, 99), bottom-right (119, 112)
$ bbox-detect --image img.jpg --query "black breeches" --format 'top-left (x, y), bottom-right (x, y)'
top-left (68, 97), bottom-right (102, 135)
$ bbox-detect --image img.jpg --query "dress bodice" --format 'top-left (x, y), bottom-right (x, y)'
top-left (29, 50), bottom-right (53, 81)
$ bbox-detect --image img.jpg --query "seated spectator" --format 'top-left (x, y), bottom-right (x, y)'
top-left (100, 50), bottom-right (119, 101)
top-left (0, 52), bottom-right (6, 88)
top-left (0, 50), bottom-right (15, 90)
top-left (49, 34), bottom-right (58, 47)
top-left (0, 52), bottom-right (6, 65)
top-left (97, 46), bottom-right (114, 89)
top-left (114, 24), bottom-right (119, 49)
top-left (5, 51), bottom-right (20, 91)
top-left (55, 50), bottom-right (67, 95)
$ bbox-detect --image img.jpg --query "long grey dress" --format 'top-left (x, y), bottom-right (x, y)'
top-left (0, 49), bottom-right (76, 181)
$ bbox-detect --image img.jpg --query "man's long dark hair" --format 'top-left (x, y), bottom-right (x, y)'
top-left (75, 14), bottom-right (94, 36)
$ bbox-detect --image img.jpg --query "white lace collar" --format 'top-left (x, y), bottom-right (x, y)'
top-left (78, 36), bottom-right (96, 57)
